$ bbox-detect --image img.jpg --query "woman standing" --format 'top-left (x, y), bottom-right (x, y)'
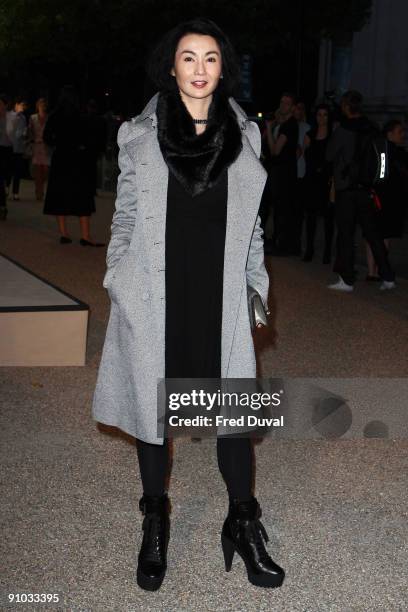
top-left (92, 19), bottom-right (285, 591)
top-left (302, 104), bottom-right (334, 263)
top-left (43, 86), bottom-right (104, 246)
top-left (28, 98), bottom-right (50, 201)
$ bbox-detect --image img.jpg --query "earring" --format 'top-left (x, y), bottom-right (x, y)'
top-left (220, 75), bottom-right (224, 79)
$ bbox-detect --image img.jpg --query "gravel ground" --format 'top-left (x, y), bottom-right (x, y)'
top-left (1, 181), bottom-right (407, 611)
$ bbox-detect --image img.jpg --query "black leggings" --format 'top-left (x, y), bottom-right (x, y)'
top-left (136, 437), bottom-right (253, 501)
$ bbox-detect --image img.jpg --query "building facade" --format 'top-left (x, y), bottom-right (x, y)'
top-left (318, 0), bottom-right (408, 123)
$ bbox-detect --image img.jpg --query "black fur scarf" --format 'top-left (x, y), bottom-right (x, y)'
top-left (156, 87), bottom-right (242, 197)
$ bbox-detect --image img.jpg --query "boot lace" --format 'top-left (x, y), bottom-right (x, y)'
top-left (245, 518), bottom-right (271, 562)
top-left (142, 514), bottom-right (164, 563)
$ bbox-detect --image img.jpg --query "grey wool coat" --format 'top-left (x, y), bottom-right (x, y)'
top-left (92, 92), bottom-right (269, 445)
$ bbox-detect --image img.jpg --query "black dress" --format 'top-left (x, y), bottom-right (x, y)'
top-left (43, 110), bottom-right (96, 216)
top-left (304, 134), bottom-right (332, 214)
top-left (165, 168), bottom-right (228, 379)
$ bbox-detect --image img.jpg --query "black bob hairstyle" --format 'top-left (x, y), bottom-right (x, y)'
top-left (147, 18), bottom-right (241, 97)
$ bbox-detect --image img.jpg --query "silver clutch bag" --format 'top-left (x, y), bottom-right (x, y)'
top-left (247, 284), bottom-right (269, 330)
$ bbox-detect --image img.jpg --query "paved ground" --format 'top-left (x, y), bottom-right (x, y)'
top-left (1, 181), bottom-right (408, 611)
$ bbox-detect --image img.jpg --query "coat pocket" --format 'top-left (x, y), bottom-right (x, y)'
top-left (103, 251), bottom-right (132, 298)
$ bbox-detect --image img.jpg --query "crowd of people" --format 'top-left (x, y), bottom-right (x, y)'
top-left (259, 89), bottom-right (408, 291)
top-left (1, 94), bottom-right (51, 213)
top-left (1, 85), bottom-right (407, 281)
top-left (0, 87), bottom-right (107, 246)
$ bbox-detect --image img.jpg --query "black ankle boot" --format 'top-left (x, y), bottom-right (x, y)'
top-left (221, 496), bottom-right (285, 588)
top-left (136, 493), bottom-right (170, 591)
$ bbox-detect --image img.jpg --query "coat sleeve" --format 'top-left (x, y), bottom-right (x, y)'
top-left (103, 121), bottom-right (138, 288)
top-left (246, 212), bottom-right (269, 311)
top-left (245, 121), bottom-right (270, 311)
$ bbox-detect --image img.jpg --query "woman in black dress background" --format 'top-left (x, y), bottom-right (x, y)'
top-left (302, 104), bottom-right (334, 263)
top-left (43, 85), bottom-right (104, 246)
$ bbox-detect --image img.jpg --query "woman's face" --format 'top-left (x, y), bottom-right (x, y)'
top-left (316, 108), bottom-right (328, 127)
top-left (279, 96), bottom-right (294, 117)
top-left (171, 33), bottom-right (222, 101)
top-left (38, 100), bottom-right (47, 114)
top-left (15, 102), bottom-right (27, 113)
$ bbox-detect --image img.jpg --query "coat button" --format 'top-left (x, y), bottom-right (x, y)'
top-left (142, 292), bottom-right (150, 301)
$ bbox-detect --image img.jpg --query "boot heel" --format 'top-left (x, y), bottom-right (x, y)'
top-left (221, 533), bottom-right (235, 571)
top-left (221, 497), bottom-right (285, 588)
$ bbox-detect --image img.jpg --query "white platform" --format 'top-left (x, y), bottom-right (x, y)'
top-left (0, 253), bottom-right (89, 366)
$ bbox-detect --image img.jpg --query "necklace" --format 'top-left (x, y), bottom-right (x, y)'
top-left (193, 118), bottom-right (208, 124)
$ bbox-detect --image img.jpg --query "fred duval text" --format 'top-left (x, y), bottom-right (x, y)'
top-left (167, 415), bottom-right (284, 428)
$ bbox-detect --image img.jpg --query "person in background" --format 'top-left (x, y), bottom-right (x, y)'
top-left (326, 90), bottom-right (395, 292)
top-left (84, 99), bottom-right (107, 196)
top-left (293, 101), bottom-right (310, 257)
top-left (265, 92), bottom-right (299, 255)
top-left (28, 98), bottom-right (50, 201)
top-left (0, 93), bottom-right (13, 220)
top-left (7, 97), bottom-right (28, 201)
top-left (365, 119), bottom-right (408, 280)
top-left (302, 104), bottom-right (334, 263)
top-left (43, 86), bottom-right (104, 246)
